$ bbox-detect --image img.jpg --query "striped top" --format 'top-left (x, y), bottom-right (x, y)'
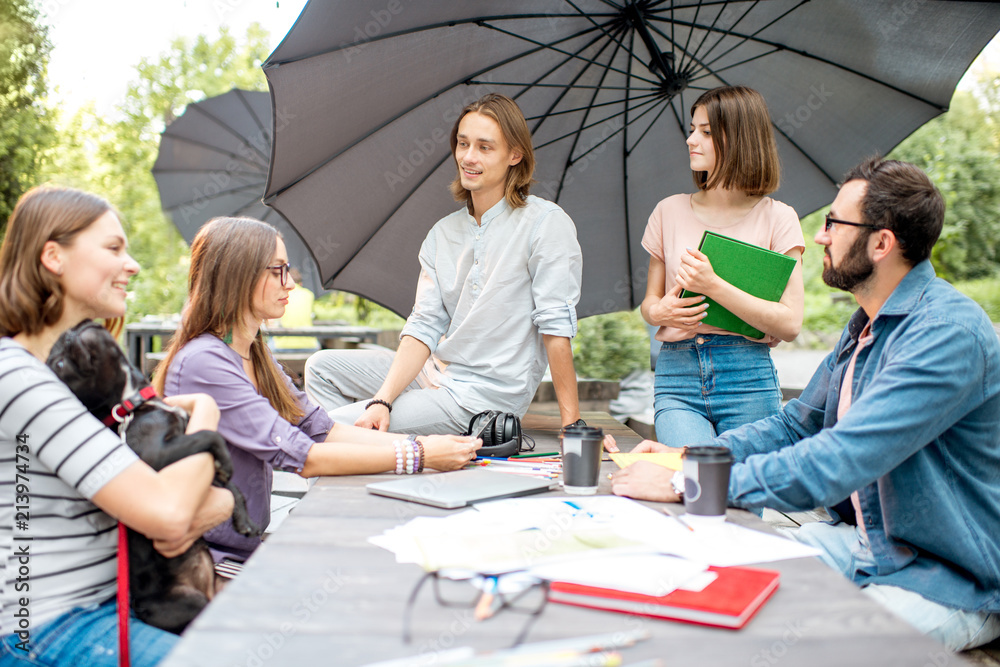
top-left (0, 337), bottom-right (137, 635)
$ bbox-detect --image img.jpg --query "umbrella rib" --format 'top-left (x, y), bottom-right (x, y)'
top-left (160, 182), bottom-right (267, 210)
top-left (186, 102), bottom-right (271, 164)
top-left (688, 47), bottom-right (779, 80)
top-left (534, 94), bottom-right (662, 154)
top-left (625, 99), bottom-right (674, 154)
top-left (524, 90), bottom-right (663, 120)
top-left (325, 151), bottom-right (455, 287)
top-left (648, 9), bottom-right (945, 110)
top-left (154, 134), bottom-right (267, 172)
top-left (479, 21), bottom-right (663, 88)
top-left (677, 0), bottom-right (736, 74)
top-left (519, 24), bottom-right (622, 125)
top-left (470, 81), bottom-right (660, 92)
top-left (553, 25), bottom-right (629, 202)
top-left (234, 88), bottom-right (272, 146)
top-left (621, 27), bottom-right (635, 310)
top-left (264, 14), bottom-right (619, 66)
top-left (677, 0), bottom-right (703, 74)
top-left (557, 94), bottom-right (666, 164)
top-left (561, 0), bottom-right (658, 81)
top-left (151, 167), bottom-right (265, 177)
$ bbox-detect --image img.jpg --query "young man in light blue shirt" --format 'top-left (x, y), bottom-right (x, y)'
top-left (612, 157), bottom-right (1000, 651)
top-left (305, 94), bottom-right (584, 436)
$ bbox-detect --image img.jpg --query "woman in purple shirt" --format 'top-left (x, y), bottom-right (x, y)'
top-left (154, 217), bottom-right (479, 561)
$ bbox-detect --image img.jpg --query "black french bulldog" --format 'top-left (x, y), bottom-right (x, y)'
top-left (46, 320), bottom-right (259, 634)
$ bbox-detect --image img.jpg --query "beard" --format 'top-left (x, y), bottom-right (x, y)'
top-left (822, 232), bottom-right (875, 292)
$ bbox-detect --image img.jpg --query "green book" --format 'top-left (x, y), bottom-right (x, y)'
top-left (680, 231), bottom-right (796, 340)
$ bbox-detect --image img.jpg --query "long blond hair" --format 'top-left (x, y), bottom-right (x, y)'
top-left (154, 217), bottom-right (304, 423)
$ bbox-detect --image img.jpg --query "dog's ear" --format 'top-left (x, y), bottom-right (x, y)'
top-left (47, 320), bottom-right (129, 419)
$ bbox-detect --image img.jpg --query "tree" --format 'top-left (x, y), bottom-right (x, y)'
top-left (42, 25), bottom-right (272, 319)
top-left (889, 85), bottom-right (1000, 281)
top-left (0, 0), bottom-right (54, 225)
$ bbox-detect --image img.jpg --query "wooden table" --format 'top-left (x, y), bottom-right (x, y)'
top-left (125, 322), bottom-right (381, 374)
top-left (161, 412), bottom-right (966, 666)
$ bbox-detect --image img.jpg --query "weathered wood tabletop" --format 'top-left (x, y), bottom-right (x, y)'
top-left (161, 412), bottom-right (965, 666)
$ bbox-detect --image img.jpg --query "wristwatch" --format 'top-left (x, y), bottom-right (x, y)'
top-left (564, 418), bottom-right (587, 429)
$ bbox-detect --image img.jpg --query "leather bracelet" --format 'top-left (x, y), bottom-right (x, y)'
top-left (366, 398), bottom-right (392, 413)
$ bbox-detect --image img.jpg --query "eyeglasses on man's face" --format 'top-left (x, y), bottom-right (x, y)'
top-left (824, 213), bottom-right (880, 233)
top-left (266, 263), bottom-right (291, 284)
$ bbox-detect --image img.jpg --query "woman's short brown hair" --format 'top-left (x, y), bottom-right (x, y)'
top-left (0, 185), bottom-right (116, 337)
top-left (154, 217), bottom-right (304, 423)
top-left (449, 93), bottom-right (536, 212)
top-left (690, 85), bottom-right (780, 196)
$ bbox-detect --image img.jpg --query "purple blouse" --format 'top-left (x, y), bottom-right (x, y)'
top-left (164, 333), bottom-right (334, 562)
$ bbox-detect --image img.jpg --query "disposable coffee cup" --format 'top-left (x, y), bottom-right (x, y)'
top-left (560, 425), bottom-right (604, 495)
top-left (681, 446), bottom-right (733, 521)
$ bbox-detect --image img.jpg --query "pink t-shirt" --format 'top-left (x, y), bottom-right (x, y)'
top-left (642, 193), bottom-right (805, 344)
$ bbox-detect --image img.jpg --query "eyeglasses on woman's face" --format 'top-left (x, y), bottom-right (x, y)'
top-left (266, 263), bottom-right (291, 285)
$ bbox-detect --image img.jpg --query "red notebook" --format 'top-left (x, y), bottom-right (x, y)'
top-left (547, 565), bottom-right (780, 629)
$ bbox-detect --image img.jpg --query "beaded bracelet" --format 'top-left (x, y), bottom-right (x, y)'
top-left (393, 440), bottom-right (405, 475)
top-left (404, 440), bottom-right (416, 475)
top-left (366, 398), bottom-right (392, 413)
top-left (412, 437), bottom-right (425, 473)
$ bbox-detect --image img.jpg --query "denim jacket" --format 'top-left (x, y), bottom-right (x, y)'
top-left (718, 260), bottom-right (1000, 612)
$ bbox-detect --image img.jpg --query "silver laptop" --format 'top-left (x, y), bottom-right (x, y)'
top-left (366, 468), bottom-right (555, 509)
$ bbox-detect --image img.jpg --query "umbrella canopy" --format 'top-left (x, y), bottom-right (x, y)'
top-left (262, 1), bottom-right (1000, 317)
top-left (152, 88), bottom-right (325, 294)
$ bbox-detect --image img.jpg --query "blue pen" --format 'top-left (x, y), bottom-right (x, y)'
top-left (476, 456), bottom-right (510, 461)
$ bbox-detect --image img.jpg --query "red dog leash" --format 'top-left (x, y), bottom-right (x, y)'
top-left (118, 521), bottom-right (130, 667)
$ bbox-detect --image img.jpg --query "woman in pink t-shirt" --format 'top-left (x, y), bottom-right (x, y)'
top-left (640, 86), bottom-right (805, 447)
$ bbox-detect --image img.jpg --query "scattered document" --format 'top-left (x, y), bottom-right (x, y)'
top-left (609, 452), bottom-right (683, 471)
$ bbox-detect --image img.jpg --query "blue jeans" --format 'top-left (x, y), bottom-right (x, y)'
top-left (653, 335), bottom-right (782, 447)
top-left (789, 522), bottom-right (1000, 651)
top-left (0, 597), bottom-right (177, 667)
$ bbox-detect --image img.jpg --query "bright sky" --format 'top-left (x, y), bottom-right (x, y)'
top-left (44, 0), bottom-right (309, 116)
top-left (43, 2), bottom-right (999, 120)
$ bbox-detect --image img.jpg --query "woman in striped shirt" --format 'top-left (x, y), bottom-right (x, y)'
top-left (0, 186), bottom-right (232, 666)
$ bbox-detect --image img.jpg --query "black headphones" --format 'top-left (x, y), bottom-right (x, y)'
top-left (466, 410), bottom-right (524, 458)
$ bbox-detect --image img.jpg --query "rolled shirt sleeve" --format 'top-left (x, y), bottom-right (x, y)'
top-left (528, 208), bottom-right (582, 338)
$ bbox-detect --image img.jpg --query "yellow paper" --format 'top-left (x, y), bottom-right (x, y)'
top-left (610, 452), bottom-right (683, 471)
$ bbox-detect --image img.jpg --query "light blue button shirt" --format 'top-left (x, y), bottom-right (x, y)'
top-left (717, 260), bottom-right (1000, 612)
top-left (400, 196), bottom-right (582, 416)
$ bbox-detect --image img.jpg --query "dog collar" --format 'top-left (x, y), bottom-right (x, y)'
top-left (103, 386), bottom-right (159, 427)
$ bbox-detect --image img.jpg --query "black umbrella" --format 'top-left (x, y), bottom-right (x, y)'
top-left (262, 1), bottom-right (1000, 317)
top-left (152, 88), bottom-right (325, 294)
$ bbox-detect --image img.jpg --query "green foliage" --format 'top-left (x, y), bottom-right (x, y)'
top-left (952, 278), bottom-right (1000, 322)
top-left (0, 0), bottom-right (55, 225)
top-left (572, 310), bottom-right (650, 381)
top-left (888, 89), bottom-right (1000, 281)
top-left (313, 291), bottom-right (406, 329)
top-left (40, 26), bottom-right (272, 321)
